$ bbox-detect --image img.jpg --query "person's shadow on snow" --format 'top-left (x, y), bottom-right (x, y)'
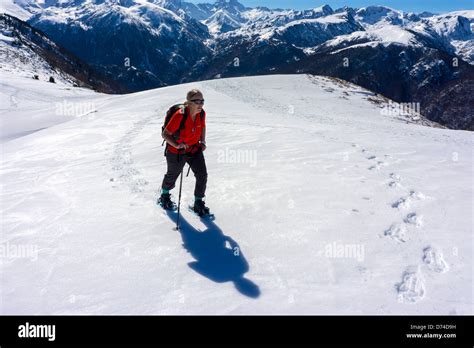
top-left (166, 210), bottom-right (261, 298)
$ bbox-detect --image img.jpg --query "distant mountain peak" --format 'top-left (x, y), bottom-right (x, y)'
top-left (313, 4), bottom-right (333, 14)
top-left (214, 0), bottom-right (246, 12)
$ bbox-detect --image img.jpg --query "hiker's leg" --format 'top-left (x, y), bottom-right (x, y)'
top-left (188, 151), bottom-right (208, 198)
top-left (161, 153), bottom-right (186, 192)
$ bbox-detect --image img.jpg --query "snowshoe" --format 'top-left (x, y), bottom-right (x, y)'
top-left (157, 193), bottom-right (177, 211)
top-left (189, 199), bottom-right (214, 219)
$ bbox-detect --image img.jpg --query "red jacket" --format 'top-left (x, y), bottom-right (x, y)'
top-left (165, 107), bottom-right (206, 154)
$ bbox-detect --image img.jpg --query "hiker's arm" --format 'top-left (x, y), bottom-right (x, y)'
top-left (162, 129), bottom-right (187, 149)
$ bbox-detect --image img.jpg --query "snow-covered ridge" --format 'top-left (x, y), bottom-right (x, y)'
top-left (1, 0), bottom-right (473, 131)
top-left (282, 12), bottom-right (351, 27)
top-left (0, 0), bottom-right (33, 20)
top-left (203, 8), bottom-right (241, 34)
top-left (0, 13), bottom-right (126, 93)
top-left (0, 21), bottom-right (74, 85)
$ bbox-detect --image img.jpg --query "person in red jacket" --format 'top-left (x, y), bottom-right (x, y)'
top-left (158, 89), bottom-right (210, 216)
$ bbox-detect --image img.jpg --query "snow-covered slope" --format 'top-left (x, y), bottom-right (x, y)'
top-left (352, 7), bottom-right (474, 64)
top-left (424, 11), bottom-right (474, 63)
top-left (0, 18), bottom-right (76, 86)
top-left (1, 74), bottom-right (472, 314)
top-left (267, 11), bottom-right (364, 47)
top-left (0, 13), bottom-right (126, 95)
top-left (203, 9), bottom-right (242, 35)
top-left (0, 72), bottom-right (102, 142)
top-left (354, 5), bottom-right (420, 27)
top-left (0, 0), bottom-right (34, 20)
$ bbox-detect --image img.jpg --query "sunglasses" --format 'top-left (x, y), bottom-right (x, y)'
top-left (190, 99), bottom-right (205, 105)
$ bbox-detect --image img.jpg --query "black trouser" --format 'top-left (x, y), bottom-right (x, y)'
top-left (161, 150), bottom-right (208, 198)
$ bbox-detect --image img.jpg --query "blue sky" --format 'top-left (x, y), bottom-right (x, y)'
top-left (188, 0), bottom-right (473, 13)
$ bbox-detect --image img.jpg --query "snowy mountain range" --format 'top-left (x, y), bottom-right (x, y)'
top-left (0, 13), bottom-right (125, 92)
top-left (1, 0), bottom-right (473, 129)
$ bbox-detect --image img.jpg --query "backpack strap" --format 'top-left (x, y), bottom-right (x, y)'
top-left (177, 106), bottom-right (188, 137)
